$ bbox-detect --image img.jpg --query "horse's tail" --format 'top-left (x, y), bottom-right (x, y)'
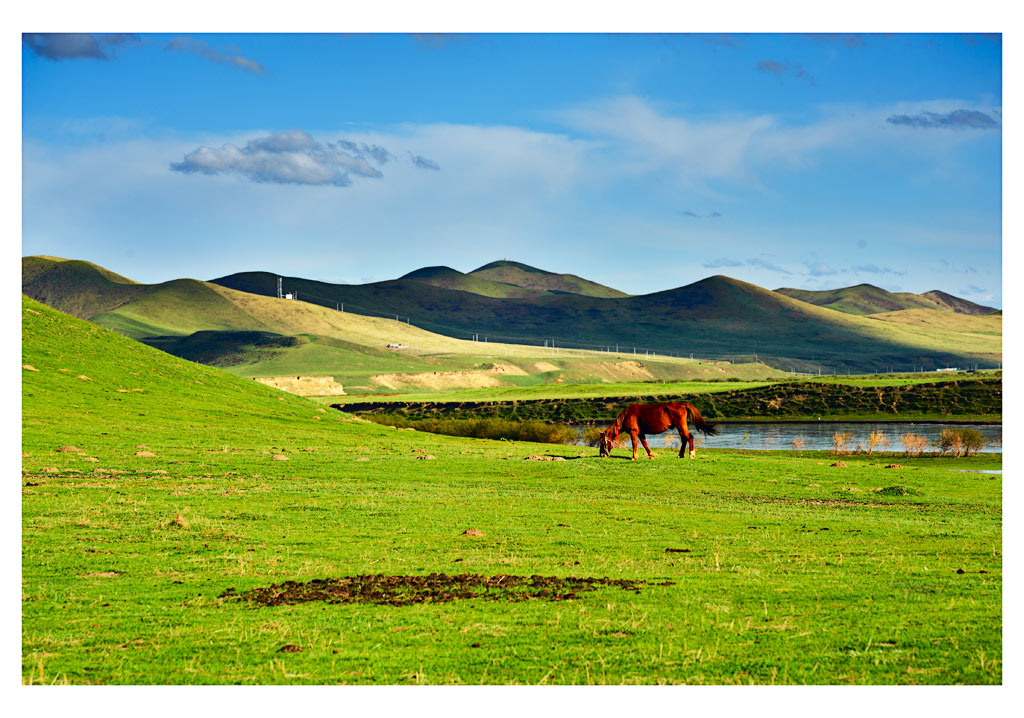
top-left (684, 403), bottom-right (718, 436)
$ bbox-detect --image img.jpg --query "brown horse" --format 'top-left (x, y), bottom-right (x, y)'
top-left (599, 402), bottom-right (717, 460)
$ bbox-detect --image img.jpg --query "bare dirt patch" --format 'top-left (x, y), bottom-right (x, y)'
top-left (489, 363), bottom-right (529, 376)
top-left (223, 573), bottom-right (673, 607)
top-left (253, 376), bottom-right (346, 397)
top-left (532, 362), bottom-right (560, 373)
top-left (370, 370), bottom-right (503, 392)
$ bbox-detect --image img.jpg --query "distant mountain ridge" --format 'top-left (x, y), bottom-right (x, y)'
top-left (774, 283), bottom-right (996, 316)
top-left (23, 255), bottom-right (1001, 373)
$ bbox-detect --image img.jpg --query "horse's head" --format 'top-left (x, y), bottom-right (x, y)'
top-left (598, 426), bottom-right (618, 457)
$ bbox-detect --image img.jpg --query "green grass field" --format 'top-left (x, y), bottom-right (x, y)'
top-left (21, 296), bottom-right (1002, 684)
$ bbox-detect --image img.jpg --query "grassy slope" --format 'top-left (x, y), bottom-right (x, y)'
top-left (774, 284), bottom-right (941, 315)
top-left (400, 266), bottom-right (546, 298)
top-left (868, 308), bottom-right (1002, 336)
top-left (468, 260), bottom-right (630, 298)
top-left (21, 256), bottom-right (146, 319)
top-left (21, 296), bottom-right (1002, 684)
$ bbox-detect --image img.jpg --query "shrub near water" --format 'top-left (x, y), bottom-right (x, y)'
top-left (367, 413), bottom-right (574, 444)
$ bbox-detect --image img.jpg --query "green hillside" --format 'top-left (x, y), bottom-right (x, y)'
top-left (468, 260), bottom-right (629, 298)
top-left (773, 283), bottom-right (940, 315)
top-left (399, 265), bottom-right (545, 298)
top-left (920, 290), bottom-right (998, 315)
top-left (774, 283), bottom-right (996, 317)
top-left (21, 294), bottom-right (348, 456)
top-left (21, 256), bottom-right (146, 319)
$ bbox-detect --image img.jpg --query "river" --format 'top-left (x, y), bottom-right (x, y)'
top-left (573, 421), bottom-right (1002, 453)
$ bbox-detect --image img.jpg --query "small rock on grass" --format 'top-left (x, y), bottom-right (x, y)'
top-left (885, 464), bottom-right (903, 469)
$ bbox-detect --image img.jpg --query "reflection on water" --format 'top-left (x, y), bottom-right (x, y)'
top-left (574, 422), bottom-right (1002, 453)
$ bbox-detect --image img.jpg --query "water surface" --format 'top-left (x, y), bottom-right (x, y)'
top-left (575, 422), bottom-right (1002, 453)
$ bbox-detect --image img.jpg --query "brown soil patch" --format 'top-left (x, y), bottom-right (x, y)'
top-left (885, 464), bottom-right (903, 469)
top-left (77, 375), bottom-right (91, 381)
top-left (272, 454), bottom-right (289, 461)
top-left (830, 461), bottom-right (847, 467)
top-left (489, 363), bottom-right (529, 376)
top-left (133, 451), bottom-right (157, 458)
top-left (253, 376), bottom-right (346, 397)
top-left (462, 529), bottom-right (485, 537)
top-left (58, 446), bottom-right (82, 453)
top-left (532, 362), bottom-right (559, 373)
top-left (370, 370), bottom-right (503, 392)
top-left (416, 454), bottom-right (436, 460)
top-left (224, 573), bottom-right (674, 607)
top-left (23, 364), bottom-right (39, 372)
top-left (524, 455), bottom-right (567, 461)
top-left (80, 456), bottom-right (99, 462)
top-left (80, 571), bottom-right (120, 579)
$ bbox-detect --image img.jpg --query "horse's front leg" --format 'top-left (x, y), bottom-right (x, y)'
top-left (678, 427), bottom-right (694, 458)
top-left (629, 431), bottom-right (639, 460)
top-left (639, 434), bottom-right (654, 459)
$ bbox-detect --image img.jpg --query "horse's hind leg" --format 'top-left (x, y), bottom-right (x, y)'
top-left (639, 434), bottom-right (654, 459)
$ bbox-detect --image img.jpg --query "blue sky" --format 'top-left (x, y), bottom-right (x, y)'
top-left (21, 29), bottom-right (1003, 305)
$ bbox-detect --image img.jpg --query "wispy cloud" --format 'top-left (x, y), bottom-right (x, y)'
top-left (680, 210), bottom-right (699, 217)
top-left (703, 258), bottom-right (742, 268)
top-left (747, 257), bottom-right (792, 275)
top-left (170, 129), bottom-right (388, 186)
top-left (852, 264), bottom-right (906, 276)
top-left (756, 60), bottom-right (814, 84)
top-left (166, 36), bottom-right (268, 75)
top-left (886, 109), bottom-right (1000, 131)
top-left (805, 261), bottom-right (840, 276)
top-left (23, 33), bottom-right (139, 61)
top-left (410, 153), bottom-right (441, 171)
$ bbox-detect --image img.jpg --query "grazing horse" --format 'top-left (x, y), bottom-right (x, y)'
top-left (599, 402), bottom-right (717, 460)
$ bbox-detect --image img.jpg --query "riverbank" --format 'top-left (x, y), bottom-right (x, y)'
top-left (335, 377), bottom-right (1002, 425)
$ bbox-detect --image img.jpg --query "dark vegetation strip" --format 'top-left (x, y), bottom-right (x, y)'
top-left (335, 378), bottom-right (1002, 424)
top-left (224, 574), bottom-right (673, 607)
top-left (366, 415), bottom-right (576, 443)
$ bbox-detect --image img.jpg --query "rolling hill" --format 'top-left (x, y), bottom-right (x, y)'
top-left (467, 260), bottom-right (629, 298)
top-left (211, 267), bottom-right (1000, 373)
top-left (774, 283), bottom-right (996, 316)
top-left (24, 256), bottom-right (777, 393)
top-left (24, 255), bottom-right (1001, 376)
